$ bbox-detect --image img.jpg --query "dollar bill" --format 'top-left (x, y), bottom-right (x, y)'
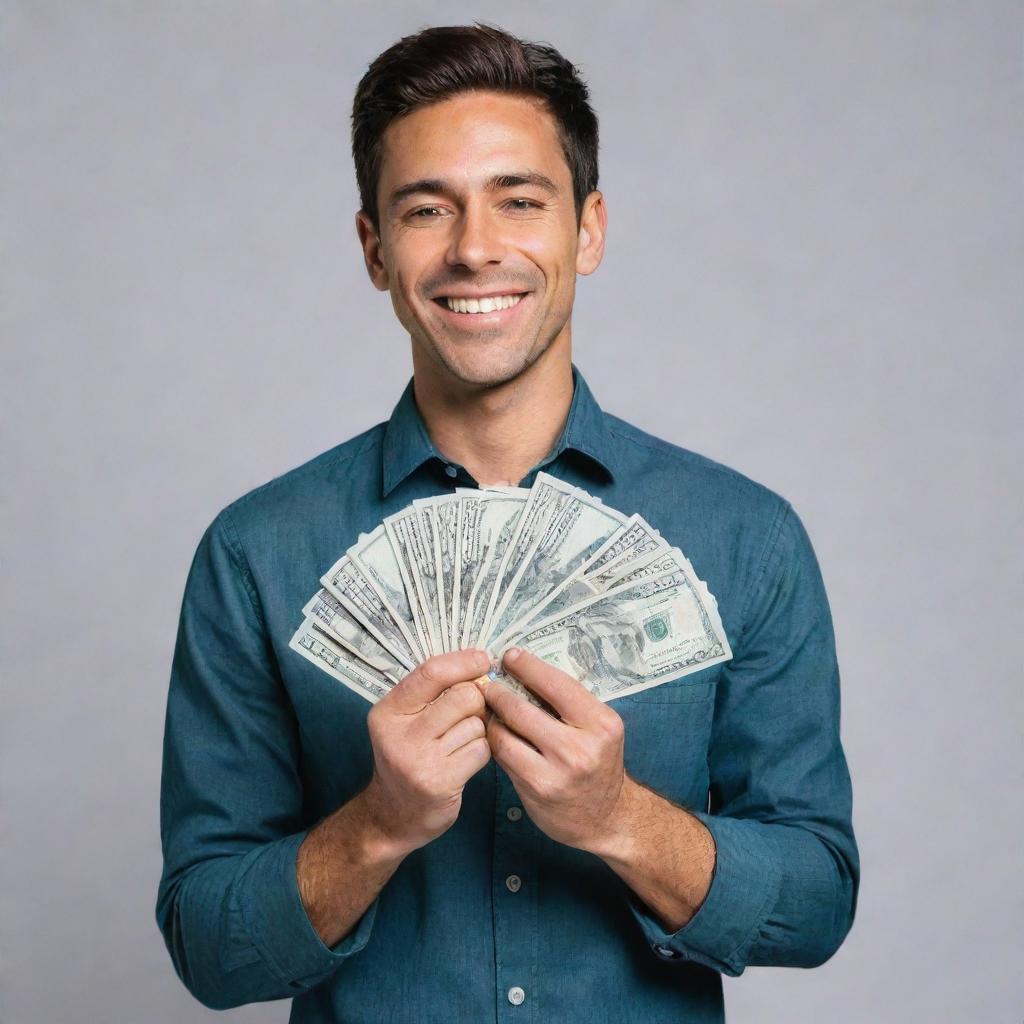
top-left (450, 495), bottom-right (478, 650)
top-left (492, 514), bottom-right (669, 644)
top-left (383, 510), bottom-right (437, 658)
top-left (579, 515), bottom-right (667, 581)
top-left (504, 555), bottom-right (731, 702)
top-left (302, 588), bottom-right (406, 681)
top-left (416, 495), bottom-right (460, 654)
top-left (289, 621), bottom-right (394, 703)
top-left (479, 473), bottom-right (576, 642)
top-left (485, 484), bottom-right (627, 646)
top-left (459, 491), bottom-right (529, 648)
top-left (321, 553), bottom-right (420, 669)
top-left (410, 505), bottom-right (443, 654)
top-left (348, 525), bottom-right (427, 662)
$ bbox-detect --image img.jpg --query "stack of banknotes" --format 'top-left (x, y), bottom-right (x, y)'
top-left (290, 472), bottom-right (732, 705)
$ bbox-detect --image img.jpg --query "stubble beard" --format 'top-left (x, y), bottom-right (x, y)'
top-left (413, 316), bottom-right (565, 393)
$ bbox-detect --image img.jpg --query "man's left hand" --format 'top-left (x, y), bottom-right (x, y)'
top-left (480, 647), bottom-right (628, 853)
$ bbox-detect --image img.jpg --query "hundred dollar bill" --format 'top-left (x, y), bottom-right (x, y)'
top-left (437, 497), bottom-right (461, 653)
top-left (485, 485), bottom-right (627, 647)
top-left (479, 473), bottom-right (576, 643)
top-left (450, 495), bottom-right (478, 649)
top-left (321, 553), bottom-right (419, 669)
top-left (382, 509), bottom-right (434, 655)
top-left (348, 524), bottom-right (427, 662)
top-left (452, 486), bottom-right (528, 647)
top-left (416, 495), bottom-right (459, 654)
top-left (491, 514), bottom-right (668, 644)
top-left (289, 621), bottom-right (393, 703)
top-left (459, 492), bottom-right (529, 649)
top-left (504, 559), bottom-right (732, 702)
top-left (579, 515), bottom-right (666, 581)
top-left (303, 588), bottom-right (406, 681)
top-left (413, 505), bottom-right (444, 653)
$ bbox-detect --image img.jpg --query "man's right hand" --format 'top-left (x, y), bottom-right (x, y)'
top-left (360, 649), bottom-right (493, 857)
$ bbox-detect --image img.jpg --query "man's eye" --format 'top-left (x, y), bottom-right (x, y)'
top-left (505, 199), bottom-right (539, 211)
top-left (411, 206), bottom-right (443, 218)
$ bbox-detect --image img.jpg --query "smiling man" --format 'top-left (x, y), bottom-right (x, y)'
top-left (358, 85), bottom-right (606, 488)
top-left (157, 23), bottom-right (859, 1022)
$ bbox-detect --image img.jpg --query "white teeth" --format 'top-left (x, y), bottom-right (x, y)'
top-left (445, 294), bottom-right (524, 313)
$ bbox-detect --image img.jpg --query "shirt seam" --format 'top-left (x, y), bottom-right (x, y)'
top-left (732, 499), bottom-right (791, 653)
top-left (720, 851), bottom-right (784, 972)
top-left (229, 428), bottom-right (383, 517)
top-left (234, 842), bottom-right (301, 987)
top-left (218, 508), bottom-right (267, 631)
top-left (605, 424), bottom-right (762, 487)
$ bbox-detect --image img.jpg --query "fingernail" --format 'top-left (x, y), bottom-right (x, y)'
top-left (504, 647), bottom-right (523, 664)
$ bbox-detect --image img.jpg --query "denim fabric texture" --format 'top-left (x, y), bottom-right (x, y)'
top-left (156, 368), bottom-right (859, 1021)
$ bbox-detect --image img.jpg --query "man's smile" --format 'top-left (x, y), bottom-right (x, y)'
top-left (430, 290), bottom-right (532, 326)
top-left (439, 292), bottom-right (527, 313)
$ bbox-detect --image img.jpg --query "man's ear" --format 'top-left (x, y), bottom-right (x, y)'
top-left (356, 210), bottom-right (390, 291)
top-left (576, 190), bottom-right (607, 276)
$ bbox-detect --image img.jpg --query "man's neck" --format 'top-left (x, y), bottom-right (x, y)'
top-left (412, 348), bottom-right (575, 488)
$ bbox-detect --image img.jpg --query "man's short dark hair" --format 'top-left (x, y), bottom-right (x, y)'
top-left (351, 22), bottom-right (599, 231)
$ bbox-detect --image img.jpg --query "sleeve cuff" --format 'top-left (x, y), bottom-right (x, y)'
top-left (626, 811), bottom-right (782, 976)
top-left (234, 830), bottom-right (379, 990)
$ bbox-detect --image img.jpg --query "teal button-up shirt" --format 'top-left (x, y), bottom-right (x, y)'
top-left (157, 369), bottom-right (859, 1021)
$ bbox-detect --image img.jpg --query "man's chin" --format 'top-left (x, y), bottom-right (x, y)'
top-left (430, 347), bottom-right (541, 392)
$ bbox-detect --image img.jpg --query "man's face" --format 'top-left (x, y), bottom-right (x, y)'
top-left (357, 90), bottom-right (604, 389)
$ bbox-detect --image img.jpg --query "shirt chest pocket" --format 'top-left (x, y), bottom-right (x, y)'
top-left (613, 667), bottom-right (720, 806)
top-left (618, 663), bottom-right (724, 704)
top-left (621, 664), bottom-right (721, 704)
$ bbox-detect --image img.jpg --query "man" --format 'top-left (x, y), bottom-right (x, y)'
top-left (157, 23), bottom-right (859, 1022)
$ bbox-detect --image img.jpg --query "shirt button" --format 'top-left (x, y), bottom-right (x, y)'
top-left (444, 464), bottom-right (458, 478)
top-left (506, 806), bottom-right (522, 822)
top-left (654, 944), bottom-right (680, 959)
top-left (505, 874), bottom-right (522, 893)
top-left (507, 986), bottom-right (526, 1006)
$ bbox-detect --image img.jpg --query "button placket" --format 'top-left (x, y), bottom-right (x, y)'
top-left (493, 767), bottom-right (536, 1021)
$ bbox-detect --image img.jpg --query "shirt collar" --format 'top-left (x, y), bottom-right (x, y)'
top-left (381, 378), bottom-right (443, 497)
top-left (381, 365), bottom-right (617, 497)
top-left (553, 367), bottom-right (618, 482)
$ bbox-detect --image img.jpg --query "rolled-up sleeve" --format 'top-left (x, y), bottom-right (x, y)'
top-left (155, 511), bottom-right (377, 1010)
top-left (628, 500), bottom-right (859, 976)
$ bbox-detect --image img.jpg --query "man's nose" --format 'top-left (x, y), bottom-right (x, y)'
top-left (446, 203), bottom-right (505, 271)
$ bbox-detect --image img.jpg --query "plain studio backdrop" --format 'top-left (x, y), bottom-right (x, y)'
top-left (3, 3), bottom-right (1021, 1022)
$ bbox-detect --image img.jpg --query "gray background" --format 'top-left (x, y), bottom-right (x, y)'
top-left (3, 2), bottom-right (1021, 1021)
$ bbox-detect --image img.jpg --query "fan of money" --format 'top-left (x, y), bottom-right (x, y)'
top-left (290, 472), bottom-right (732, 705)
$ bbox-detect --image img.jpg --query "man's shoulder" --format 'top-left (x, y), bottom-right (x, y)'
top-left (604, 412), bottom-right (789, 515)
top-left (215, 420), bottom-right (386, 531)
top-left (601, 413), bottom-right (810, 625)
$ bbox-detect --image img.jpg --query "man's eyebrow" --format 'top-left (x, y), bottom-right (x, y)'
top-left (387, 171), bottom-right (560, 213)
top-left (487, 171), bottom-right (559, 195)
top-left (388, 179), bottom-right (451, 212)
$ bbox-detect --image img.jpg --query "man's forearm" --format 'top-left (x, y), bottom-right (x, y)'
top-left (583, 775), bottom-right (716, 933)
top-left (296, 784), bottom-right (410, 948)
